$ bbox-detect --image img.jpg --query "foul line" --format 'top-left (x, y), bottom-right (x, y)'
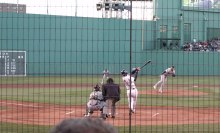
top-left (0, 101), bottom-right (42, 108)
top-left (65, 111), bottom-right (75, 114)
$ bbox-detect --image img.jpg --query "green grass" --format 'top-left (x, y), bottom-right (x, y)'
top-left (0, 75), bottom-right (219, 85)
top-left (138, 87), bottom-right (220, 107)
top-left (0, 75), bottom-right (220, 133)
top-left (0, 76), bottom-right (106, 84)
top-left (2, 86), bottom-right (218, 107)
top-left (0, 122), bottom-right (52, 133)
top-left (0, 106), bottom-right (8, 110)
top-left (0, 87), bottom-right (90, 105)
top-left (0, 75), bottom-right (220, 107)
top-left (1, 122), bottom-right (220, 133)
top-left (117, 124), bottom-right (220, 133)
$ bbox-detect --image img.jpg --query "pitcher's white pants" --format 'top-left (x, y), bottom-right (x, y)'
top-left (154, 75), bottom-right (167, 93)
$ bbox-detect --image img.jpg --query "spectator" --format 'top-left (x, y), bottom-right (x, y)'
top-left (50, 118), bottom-right (118, 133)
top-left (162, 41), bottom-right (167, 49)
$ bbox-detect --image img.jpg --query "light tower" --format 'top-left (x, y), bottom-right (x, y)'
top-left (96, 0), bottom-right (131, 19)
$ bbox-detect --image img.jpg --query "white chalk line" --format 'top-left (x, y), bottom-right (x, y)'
top-left (152, 112), bottom-right (159, 117)
top-left (65, 111), bottom-right (75, 114)
top-left (0, 101), bottom-right (42, 108)
top-left (193, 85), bottom-right (198, 88)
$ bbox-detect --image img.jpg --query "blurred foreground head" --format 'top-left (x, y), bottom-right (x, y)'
top-left (50, 118), bottom-right (118, 133)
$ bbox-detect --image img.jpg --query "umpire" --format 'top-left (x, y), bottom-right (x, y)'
top-left (101, 78), bottom-right (120, 119)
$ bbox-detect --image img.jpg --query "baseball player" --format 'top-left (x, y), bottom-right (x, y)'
top-left (101, 68), bottom-right (109, 84)
top-left (153, 65), bottom-right (176, 93)
top-left (84, 84), bottom-right (106, 117)
top-left (121, 67), bottom-right (140, 113)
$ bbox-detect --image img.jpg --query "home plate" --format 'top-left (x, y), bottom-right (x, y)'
top-left (152, 113), bottom-right (159, 117)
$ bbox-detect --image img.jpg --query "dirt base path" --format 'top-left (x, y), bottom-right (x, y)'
top-left (1, 100), bottom-right (220, 126)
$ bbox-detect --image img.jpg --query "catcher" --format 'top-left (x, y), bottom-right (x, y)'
top-left (84, 84), bottom-right (106, 117)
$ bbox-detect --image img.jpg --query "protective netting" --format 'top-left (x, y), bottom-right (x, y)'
top-left (0, 0), bottom-right (220, 133)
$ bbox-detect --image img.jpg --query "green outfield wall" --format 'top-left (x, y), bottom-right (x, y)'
top-left (0, 13), bottom-right (219, 76)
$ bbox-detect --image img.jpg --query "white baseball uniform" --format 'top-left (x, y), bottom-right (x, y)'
top-left (122, 74), bottom-right (138, 113)
top-left (153, 67), bottom-right (175, 93)
top-left (101, 69), bottom-right (109, 84)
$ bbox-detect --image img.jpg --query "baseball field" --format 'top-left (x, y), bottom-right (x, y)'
top-left (0, 75), bottom-right (220, 133)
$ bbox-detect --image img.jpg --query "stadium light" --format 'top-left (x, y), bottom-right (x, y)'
top-left (118, 3), bottom-right (125, 11)
top-left (105, 2), bottom-right (110, 11)
top-left (96, 3), bottom-right (102, 11)
top-left (96, 0), bottom-right (131, 18)
top-left (112, 3), bottom-right (119, 11)
top-left (124, 5), bottom-right (131, 11)
top-left (112, 2), bottom-right (130, 11)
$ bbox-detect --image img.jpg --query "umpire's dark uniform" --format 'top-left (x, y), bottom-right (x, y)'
top-left (102, 78), bottom-right (120, 119)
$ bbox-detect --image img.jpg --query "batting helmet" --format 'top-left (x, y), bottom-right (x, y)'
top-left (121, 69), bottom-right (128, 76)
top-left (94, 84), bottom-right (100, 91)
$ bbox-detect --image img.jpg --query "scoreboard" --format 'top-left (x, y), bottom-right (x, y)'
top-left (0, 51), bottom-right (26, 76)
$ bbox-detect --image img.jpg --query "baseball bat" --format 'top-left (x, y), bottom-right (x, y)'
top-left (140, 60), bottom-right (151, 69)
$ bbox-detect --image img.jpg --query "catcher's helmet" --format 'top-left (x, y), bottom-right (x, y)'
top-left (94, 84), bottom-right (100, 91)
top-left (121, 69), bottom-right (128, 76)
